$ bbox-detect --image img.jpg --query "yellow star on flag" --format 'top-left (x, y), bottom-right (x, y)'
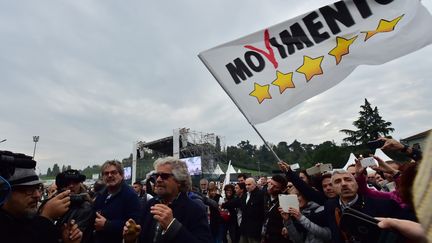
top-left (249, 83), bottom-right (272, 104)
top-left (328, 36), bottom-right (358, 65)
top-left (362, 15), bottom-right (404, 41)
top-left (296, 55), bottom-right (324, 82)
top-left (271, 71), bottom-right (295, 94)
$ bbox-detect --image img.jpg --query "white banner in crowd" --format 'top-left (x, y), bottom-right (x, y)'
top-left (199, 0), bottom-right (432, 124)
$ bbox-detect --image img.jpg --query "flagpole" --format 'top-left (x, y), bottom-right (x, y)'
top-left (249, 123), bottom-right (282, 162)
top-left (198, 54), bottom-right (282, 163)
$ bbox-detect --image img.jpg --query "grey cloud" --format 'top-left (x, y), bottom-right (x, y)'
top-left (1, 0), bottom-right (431, 172)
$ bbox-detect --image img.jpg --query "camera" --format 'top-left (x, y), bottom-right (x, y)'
top-left (70, 193), bottom-right (88, 206)
top-left (367, 140), bottom-right (385, 150)
top-left (1, 151), bottom-right (36, 205)
top-left (55, 189), bottom-right (87, 207)
top-left (0, 150), bottom-right (36, 180)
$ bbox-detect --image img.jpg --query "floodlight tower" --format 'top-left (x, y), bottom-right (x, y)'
top-left (32, 136), bottom-right (39, 159)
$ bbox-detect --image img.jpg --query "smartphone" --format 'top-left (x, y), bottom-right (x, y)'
top-left (360, 157), bottom-right (377, 168)
top-left (306, 166), bottom-right (321, 176)
top-left (367, 140), bottom-right (385, 150)
top-left (290, 163), bottom-right (300, 170)
top-left (319, 164), bottom-right (332, 173)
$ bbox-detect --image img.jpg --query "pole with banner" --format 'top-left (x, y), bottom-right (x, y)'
top-left (199, 0), bottom-right (432, 163)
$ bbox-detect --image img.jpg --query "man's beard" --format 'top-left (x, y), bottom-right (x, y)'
top-left (23, 207), bottom-right (38, 219)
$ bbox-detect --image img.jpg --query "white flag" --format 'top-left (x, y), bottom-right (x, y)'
top-left (199, 0), bottom-right (432, 124)
top-left (222, 160), bottom-right (232, 198)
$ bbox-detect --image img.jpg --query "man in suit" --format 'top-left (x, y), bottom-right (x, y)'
top-left (123, 157), bottom-right (211, 243)
top-left (325, 169), bottom-right (412, 243)
top-left (223, 177), bottom-right (265, 243)
top-left (262, 175), bottom-right (287, 243)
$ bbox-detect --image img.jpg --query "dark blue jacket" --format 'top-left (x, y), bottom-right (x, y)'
top-left (139, 192), bottom-right (211, 243)
top-left (325, 195), bottom-right (411, 243)
top-left (94, 182), bottom-right (141, 243)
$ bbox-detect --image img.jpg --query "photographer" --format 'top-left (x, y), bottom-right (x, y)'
top-left (55, 169), bottom-right (95, 243)
top-left (0, 150), bottom-right (82, 243)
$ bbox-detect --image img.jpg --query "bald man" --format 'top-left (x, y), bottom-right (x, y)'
top-left (239, 178), bottom-right (265, 243)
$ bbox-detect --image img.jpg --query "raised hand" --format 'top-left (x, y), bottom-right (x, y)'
top-left (278, 207), bottom-right (289, 221)
top-left (123, 218), bottom-right (141, 243)
top-left (378, 137), bottom-right (404, 151)
top-left (288, 207), bottom-right (301, 220)
top-left (278, 161), bottom-right (291, 173)
top-left (40, 190), bottom-right (70, 220)
top-left (150, 204), bottom-right (174, 230)
top-left (354, 158), bottom-right (365, 177)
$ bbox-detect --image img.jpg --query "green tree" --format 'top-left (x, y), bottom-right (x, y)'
top-left (340, 99), bottom-right (394, 145)
top-left (46, 167), bottom-right (52, 176)
top-left (237, 140), bottom-right (256, 157)
top-left (52, 163), bottom-right (60, 176)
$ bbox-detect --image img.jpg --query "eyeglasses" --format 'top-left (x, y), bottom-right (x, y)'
top-left (103, 170), bottom-right (119, 176)
top-left (13, 184), bottom-right (44, 196)
top-left (151, 172), bottom-right (174, 180)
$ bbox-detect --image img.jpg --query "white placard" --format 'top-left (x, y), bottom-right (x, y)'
top-left (278, 194), bottom-right (299, 212)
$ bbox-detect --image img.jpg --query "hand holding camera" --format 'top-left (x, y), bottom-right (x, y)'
top-left (40, 189), bottom-right (71, 220)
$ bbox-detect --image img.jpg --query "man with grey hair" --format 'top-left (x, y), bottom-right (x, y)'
top-left (324, 169), bottom-right (411, 243)
top-left (199, 178), bottom-right (209, 196)
top-left (123, 157), bottom-right (211, 243)
top-left (94, 160), bottom-right (140, 243)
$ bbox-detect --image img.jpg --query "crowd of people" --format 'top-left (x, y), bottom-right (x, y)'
top-left (0, 136), bottom-right (431, 243)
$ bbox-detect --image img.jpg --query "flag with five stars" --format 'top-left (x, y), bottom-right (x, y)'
top-left (199, 0), bottom-right (432, 124)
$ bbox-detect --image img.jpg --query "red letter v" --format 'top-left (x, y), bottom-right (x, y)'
top-left (244, 29), bottom-right (278, 69)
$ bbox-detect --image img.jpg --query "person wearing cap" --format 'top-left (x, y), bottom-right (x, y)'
top-left (56, 169), bottom-right (94, 243)
top-left (0, 151), bottom-right (82, 243)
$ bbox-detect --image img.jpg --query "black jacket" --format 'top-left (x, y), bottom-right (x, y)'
top-left (0, 208), bottom-right (59, 243)
top-left (59, 198), bottom-right (94, 243)
top-left (325, 195), bottom-right (409, 243)
top-left (223, 187), bottom-right (265, 240)
top-left (139, 192), bottom-right (211, 243)
top-left (263, 196), bottom-right (286, 243)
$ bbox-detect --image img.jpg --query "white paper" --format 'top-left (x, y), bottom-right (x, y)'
top-left (278, 194), bottom-right (299, 212)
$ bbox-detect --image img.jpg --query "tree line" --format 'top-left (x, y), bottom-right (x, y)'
top-left (44, 99), bottom-right (406, 178)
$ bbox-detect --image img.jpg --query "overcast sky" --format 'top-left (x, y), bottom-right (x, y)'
top-left (1, 0), bottom-right (431, 174)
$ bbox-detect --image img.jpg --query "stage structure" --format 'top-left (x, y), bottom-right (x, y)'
top-left (133, 128), bottom-right (226, 181)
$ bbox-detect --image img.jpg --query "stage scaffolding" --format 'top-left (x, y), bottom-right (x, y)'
top-left (136, 128), bottom-right (226, 174)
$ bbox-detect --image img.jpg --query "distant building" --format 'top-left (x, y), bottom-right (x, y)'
top-left (401, 129), bottom-right (431, 151)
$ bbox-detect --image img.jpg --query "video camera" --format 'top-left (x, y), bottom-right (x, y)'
top-left (55, 189), bottom-right (88, 207)
top-left (0, 150), bottom-right (37, 205)
top-left (0, 150), bottom-right (36, 179)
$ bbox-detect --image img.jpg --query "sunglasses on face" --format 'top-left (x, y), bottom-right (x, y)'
top-left (151, 172), bottom-right (174, 180)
